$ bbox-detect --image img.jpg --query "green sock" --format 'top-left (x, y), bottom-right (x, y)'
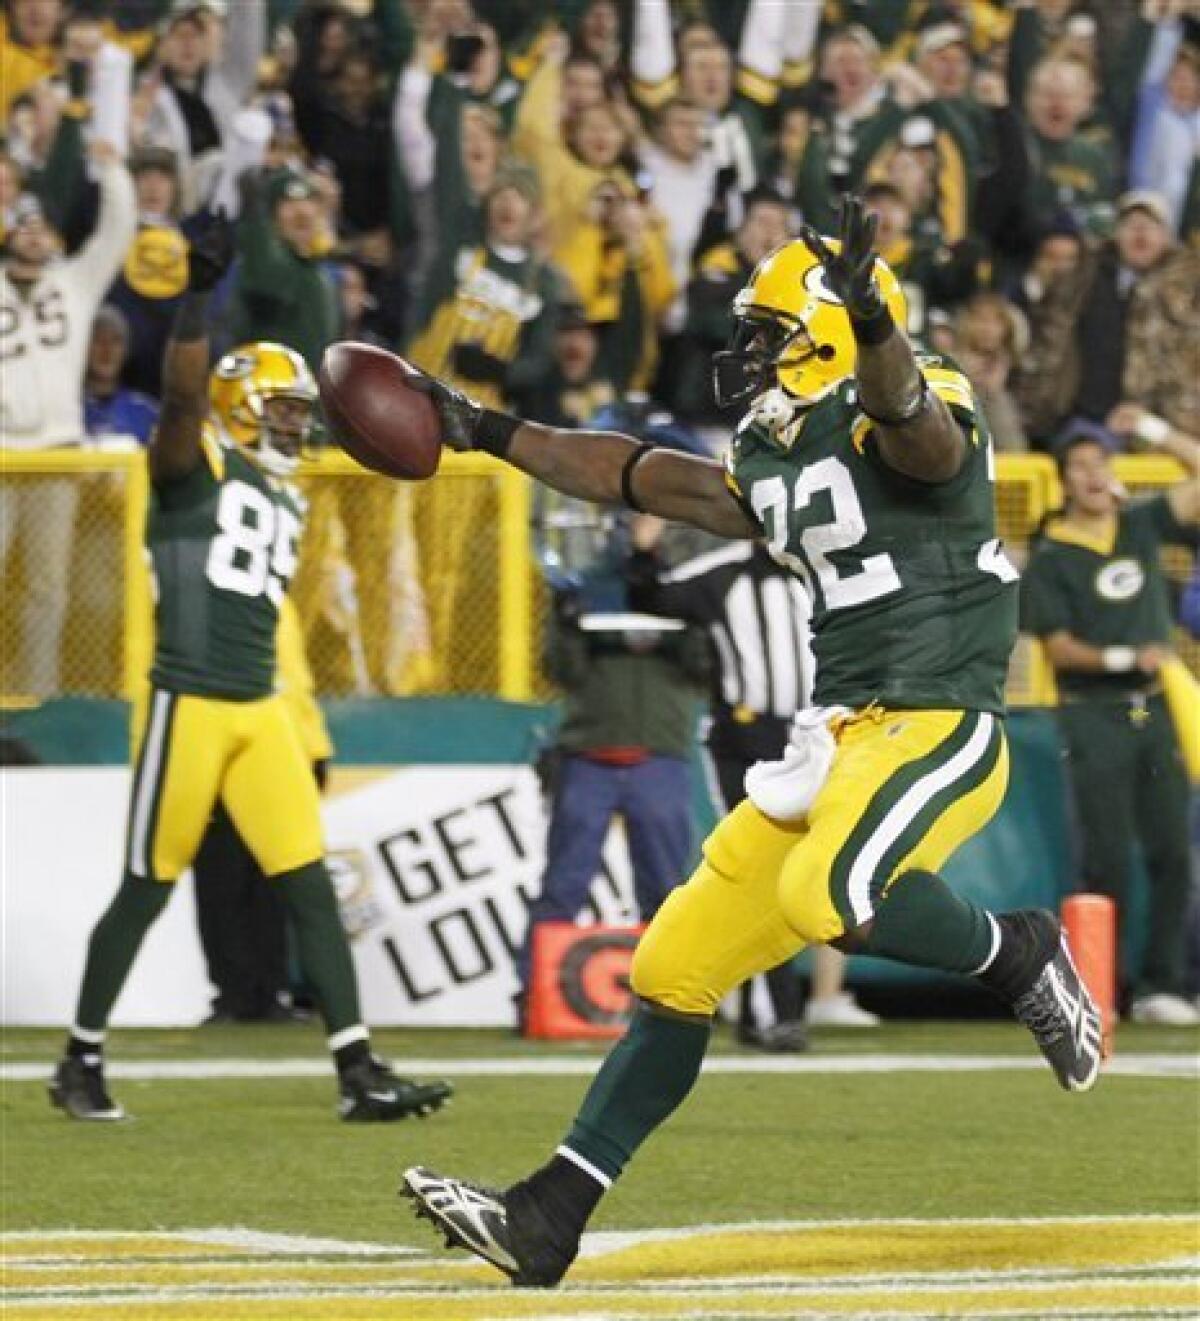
top-left (74, 872), bottom-right (172, 1033)
top-left (564, 1004), bottom-right (711, 1182)
top-left (863, 869), bottom-right (996, 974)
top-left (275, 861), bottom-right (362, 1036)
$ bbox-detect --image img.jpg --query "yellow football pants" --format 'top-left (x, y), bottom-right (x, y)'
top-left (632, 708), bottom-right (1009, 1016)
top-left (125, 688), bottom-right (324, 883)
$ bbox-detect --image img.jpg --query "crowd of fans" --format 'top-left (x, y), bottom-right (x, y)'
top-left (1, 0), bottom-right (1198, 696)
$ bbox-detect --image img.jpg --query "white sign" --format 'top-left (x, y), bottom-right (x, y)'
top-left (3, 767), bottom-right (637, 1027)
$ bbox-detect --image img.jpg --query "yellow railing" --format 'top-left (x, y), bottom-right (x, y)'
top-left (0, 448), bottom-right (1190, 708)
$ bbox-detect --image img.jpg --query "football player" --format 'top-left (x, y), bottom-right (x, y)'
top-left (399, 197), bottom-right (1103, 1286)
top-left (49, 212), bottom-right (451, 1124)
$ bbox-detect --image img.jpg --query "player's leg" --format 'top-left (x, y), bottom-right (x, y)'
top-left (779, 709), bottom-right (1100, 1090)
top-left (52, 691), bottom-right (228, 1120)
top-left (222, 697), bottom-right (451, 1119)
top-left (404, 798), bottom-right (808, 1285)
top-left (1129, 698), bottom-right (1196, 1021)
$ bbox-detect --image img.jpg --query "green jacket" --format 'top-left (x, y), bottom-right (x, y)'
top-left (547, 618), bottom-right (710, 759)
top-left (229, 172), bottom-right (340, 371)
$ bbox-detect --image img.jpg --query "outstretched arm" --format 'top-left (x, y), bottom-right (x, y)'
top-left (149, 212), bottom-right (234, 484)
top-left (408, 379), bottom-right (758, 540)
top-left (801, 197), bottom-right (966, 484)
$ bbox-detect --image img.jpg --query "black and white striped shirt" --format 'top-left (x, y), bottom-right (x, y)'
top-left (629, 541), bottom-right (814, 753)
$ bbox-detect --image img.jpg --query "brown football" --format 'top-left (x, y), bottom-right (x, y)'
top-left (318, 342), bottom-right (442, 480)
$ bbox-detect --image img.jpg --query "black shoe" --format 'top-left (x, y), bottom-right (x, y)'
top-left (736, 1020), bottom-right (809, 1053)
top-left (401, 1165), bottom-right (577, 1287)
top-left (338, 1056), bottom-right (452, 1122)
top-left (1011, 915), bottom-right (1103, 1093)
top-left (48, 1056), bottom-right (127, 1121)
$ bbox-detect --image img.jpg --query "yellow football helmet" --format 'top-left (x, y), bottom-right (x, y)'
top-left (713, 238), bottom-right (908, 409)
top-left (209, 342), bottom-right (318, 477)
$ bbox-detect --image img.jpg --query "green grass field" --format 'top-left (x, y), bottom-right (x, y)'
top-left (3, 1022), bottom-right (1198, 1319)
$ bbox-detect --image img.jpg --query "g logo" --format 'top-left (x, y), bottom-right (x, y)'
top-left (215, 351), bottom-right (256, 380)
top-left (559, 931), bottom-right (639, 1026)
top-left (1095, 559), bottom-right (1144, 602)
top-left (802, 263), bottom-right (844, 307)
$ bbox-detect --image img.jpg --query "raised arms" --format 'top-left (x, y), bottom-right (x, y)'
top-left (148, 211), bottom-right (234, 484)
top-left (800, 197), bottom-right (967, 484)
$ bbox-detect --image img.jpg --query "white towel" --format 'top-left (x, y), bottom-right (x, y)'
top-left (744, 706), bottom-right (849, 821)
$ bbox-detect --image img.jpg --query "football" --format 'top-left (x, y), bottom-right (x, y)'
top-left (318, 341), bottom-right (442, 480)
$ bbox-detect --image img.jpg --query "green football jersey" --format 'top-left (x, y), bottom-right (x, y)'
top-left (725, 358), bottom-right (1019, 714)
top-left (1021, 494), bottom-right (1196, 699)
top-left (147, 436), bottom-right (304, 699)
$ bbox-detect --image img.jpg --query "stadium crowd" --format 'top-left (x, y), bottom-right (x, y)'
top-left (3, 0), bottom-right (1197, 498)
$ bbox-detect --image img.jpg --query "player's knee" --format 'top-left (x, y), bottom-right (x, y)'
top-left (777, 857), bottom-right (845, 945)
top-left (629, 917), bottom-right (719, 1017)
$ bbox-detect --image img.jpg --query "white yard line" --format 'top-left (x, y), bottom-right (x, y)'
top-left (2, 1053), bottom-right (1196, 1082)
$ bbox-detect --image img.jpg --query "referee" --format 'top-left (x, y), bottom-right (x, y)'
top-left (627, 519), bottom-right (877, 1047)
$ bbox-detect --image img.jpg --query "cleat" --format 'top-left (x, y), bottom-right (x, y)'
top-left (48, 1056), bottom-right (127, 1122)
top-left (401, 1165), bottom-right (577, 1288)
top-left (1011, 915), bottom-right (1103, 1093)
top-left (338, 1057), bottom-right (451, 1123)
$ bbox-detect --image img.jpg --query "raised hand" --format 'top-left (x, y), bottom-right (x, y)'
top-left (799, 194), bottom-right (884, 322)
top-left (183, 209), bottom-right (235, 293)
top-left (407, 371), bottom-right (484, 452)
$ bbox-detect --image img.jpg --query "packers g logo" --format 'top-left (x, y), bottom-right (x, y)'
top-left (802, 263), bottom-right (845, 307)
top-left (215, 351), bottom-right (256, 380)
top-left (1095, 558), bottom-right (1144, 602)
top-left (123, 226), bottom-right (189, 299)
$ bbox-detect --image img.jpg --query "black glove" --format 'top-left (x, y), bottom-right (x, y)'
top-left (452, 342), bottom-right (508, 386)
top-left (799, 194), bottom-right (884, 322)
top-left (406, 371), bottom-right (484, 452)
top-left (183, 209), bottom-right (235, 293)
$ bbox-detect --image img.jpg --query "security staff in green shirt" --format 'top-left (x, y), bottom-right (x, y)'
top-left (1023, 423), bottom-right (1200, 1025)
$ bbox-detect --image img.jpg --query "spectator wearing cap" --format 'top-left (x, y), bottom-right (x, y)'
top-left (406, 162), bottom-right (564, 691)
top-left (0, 144), bottom-right (136, 698)
top-left (1129, 35), bottom-right (1200, 236)
top-left (142, 0), bottom-right (266, 212)
top-left (229, 165), bottom-right (339, 372)
top-left (106, 145), bottom-right (188, 398)
top-left (667, 186), bottom-right (789, 437)
top-left (83, 305), bottom-right (159, 447)
top-left (1018, 190), bottom-right (1199, 443)
top-left (518, 300), bottom-right (618, 429)
top-left (1022, 56), bottom-right (1116, 237)
top-left (1021, 425), bottom-right (1200, 1025)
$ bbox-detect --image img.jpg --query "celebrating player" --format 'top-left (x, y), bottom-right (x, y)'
top-left (49, 212), bottom-right (451, 1125)
top-left (399, 196), bottom-right (1103, 1286)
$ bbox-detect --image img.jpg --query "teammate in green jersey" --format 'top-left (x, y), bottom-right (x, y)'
top-left (50, 212), bottom-right (451, 1125)
top-left (1023, 424), bottom-right (1200, 1025)
top-left (398, 196), bottom-right (1102, 1288)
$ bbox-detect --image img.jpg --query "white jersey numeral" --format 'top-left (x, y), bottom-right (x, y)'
top-left (206, 480), bottom-right (299, 602)
top-left (751, 458), bottom-right (902, 612)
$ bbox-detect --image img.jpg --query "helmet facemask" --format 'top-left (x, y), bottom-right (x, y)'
top-left (252, 391), bottom-right (317, 477)
top-left (712, 307), bottom-right (824, 410)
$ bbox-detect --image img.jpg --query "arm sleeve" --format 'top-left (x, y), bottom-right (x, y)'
top-left (735, 0), bottom-right (786, 105)
top-left (371, 0), bottom-right (416, 75)
top-left (392, 61), bottom-right (436, 193)
top-left (218, 0), bottom-right (267, 105)
top-left (631, 0), bottom-right (678, 110)
top-left (782, 0), bottom-right (822, 89)
top-left (68, 158), bottom-right (138, 307)
top-left (1128, 492), bottom-right (1200, 550)
top-left (235, 173), bottom-right (299, 296)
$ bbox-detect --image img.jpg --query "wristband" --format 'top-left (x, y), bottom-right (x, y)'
top-left (474, 409), bottom-right (520, 458)
top-left (1101, 646), bottom-right (1137, 673)
top-left (849, 303), bottom-right (895, 347)
top-left (620, 442), bottom-right (655, 511)
top-left (1134, 414), bottom-right (1169, 446)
